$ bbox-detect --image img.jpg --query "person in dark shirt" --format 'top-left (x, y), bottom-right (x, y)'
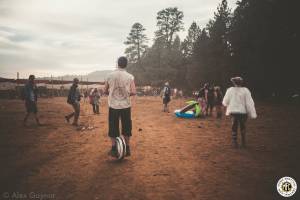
top-left (162, 82), bottom-right (171, 112)
top-left (23, 75), bottom-right (41, 126)
top-left (65, 78), bottom-right (81, 126)
top-left (214, 86), bottom-right (223, 118)
top-left (205, 84), bottom-right (214, 116)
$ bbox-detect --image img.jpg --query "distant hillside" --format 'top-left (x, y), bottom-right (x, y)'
top-left (85, 70), bottom-right (113, 81)
top-left (39, 70), bottom-right (113, 82)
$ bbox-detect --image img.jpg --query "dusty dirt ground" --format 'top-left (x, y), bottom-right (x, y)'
top-left (0, 97), bottom-right (299, 200)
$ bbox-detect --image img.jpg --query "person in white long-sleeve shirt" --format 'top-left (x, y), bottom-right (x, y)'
top-left (222, 77), bottom-right (257, 148)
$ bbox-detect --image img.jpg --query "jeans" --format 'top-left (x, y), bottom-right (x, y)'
top-left (231, 113), bottom-right (247, 142)
top-left (92, 104), bottom-right (99, 114)
top-left (66, 102), bottom-right (80, 124)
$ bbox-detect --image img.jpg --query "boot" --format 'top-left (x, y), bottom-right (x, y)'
top-left (110, 146), bottom-right (118, 157)
top-left (241, 130), bottom-right (246, 148)
top-left (232, 132), bottom-right (238, 148)
top-left (35, 116), bottom-right (41, 126)
top-left (125, 145), bottom-right (131, 157)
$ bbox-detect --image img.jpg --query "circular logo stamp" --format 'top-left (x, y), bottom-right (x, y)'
top-left (277, 177), bottom-right (297, 197)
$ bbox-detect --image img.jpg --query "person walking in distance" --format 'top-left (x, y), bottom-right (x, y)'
top-left (162, 82), bottom-right (171, 112)
top-left (104, 56), bottom-right (136, 157)
top-left (214, 86), bottom-right (223, 118)
top-left (65, 78), bottom-right (81, 126)
top-left (223, 77), bottom-right (257, 148)
top-left (23, 75), bottom-right (41, 126)
top-left (92, 88), bottom-right (101, 114)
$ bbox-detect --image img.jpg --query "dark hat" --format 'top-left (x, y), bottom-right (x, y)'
top-left (73, 78), bottom-right (79, 83)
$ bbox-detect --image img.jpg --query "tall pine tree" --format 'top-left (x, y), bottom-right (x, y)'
top-left (124, 22), bottom-right (148, 63)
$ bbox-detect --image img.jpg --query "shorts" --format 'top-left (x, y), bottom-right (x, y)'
top-left (25, 101), bottom-right (38, 113)
top-left (108, 107), bottom-right (132, 138)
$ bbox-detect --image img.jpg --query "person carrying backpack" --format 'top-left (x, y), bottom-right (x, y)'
top-left (162, 82), bottom-right (171, 112)
top-left (65, 78), bottom-right (81, 126)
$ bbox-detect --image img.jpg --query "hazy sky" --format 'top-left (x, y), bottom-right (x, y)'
top-left (0, 0), bottom-right (237, 78)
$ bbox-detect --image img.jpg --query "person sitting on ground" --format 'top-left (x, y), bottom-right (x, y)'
top-left (65, 78), bottom-right (81, 126)
top-left (222, 77), bottom-right (257, 148)
top-left (23, 75), bottom-right (41, 126)
top-left (214, 86), bottom-right (223, 118)
top-left (161, 82), bottom-right (171, 112)
top-left (91, 88), bottom-right (100, 114)
top-left (104, 56), bottom-right (136, 157)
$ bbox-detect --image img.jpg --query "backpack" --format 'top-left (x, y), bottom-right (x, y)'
top-left (67, 86), bottom-right (75, 104)
top-left (164, 86), bottom-right (170, 96)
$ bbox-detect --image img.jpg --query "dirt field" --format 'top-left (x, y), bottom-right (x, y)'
top-left (0, 97), bottom-right (299, 200)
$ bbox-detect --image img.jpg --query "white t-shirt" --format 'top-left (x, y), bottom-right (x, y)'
top-left (222, 87), bottom-right (257, 118)
top-left (105, 68), bottom-right (134, 109)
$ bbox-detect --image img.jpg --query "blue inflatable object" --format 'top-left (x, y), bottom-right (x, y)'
top-left (174, 100), bottom-right (201, 118)
top-left (174, 110), bottom-right (195, 118)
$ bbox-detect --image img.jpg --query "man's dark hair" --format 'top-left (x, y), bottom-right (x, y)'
top-left (29, 75), bottom-right (35, 80)
top-left (118, 56), bottom-right (128, 68)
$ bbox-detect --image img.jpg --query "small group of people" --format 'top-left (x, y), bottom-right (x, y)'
top-left (159, 77), bottom-right (257, 148)
top-left (160, 82), bottom-right (224, 118)
top-left (197, 83), bottom-right (224, 118)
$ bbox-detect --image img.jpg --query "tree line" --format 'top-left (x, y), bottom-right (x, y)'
top-left (124, 0), bottom-right (298, 97)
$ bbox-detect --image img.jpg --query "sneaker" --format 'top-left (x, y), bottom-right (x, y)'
top-left (125, 146), bottom-right (131, 157)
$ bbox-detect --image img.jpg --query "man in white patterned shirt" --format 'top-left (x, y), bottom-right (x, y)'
top-left (104, 56), bottom-right (136, 157)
